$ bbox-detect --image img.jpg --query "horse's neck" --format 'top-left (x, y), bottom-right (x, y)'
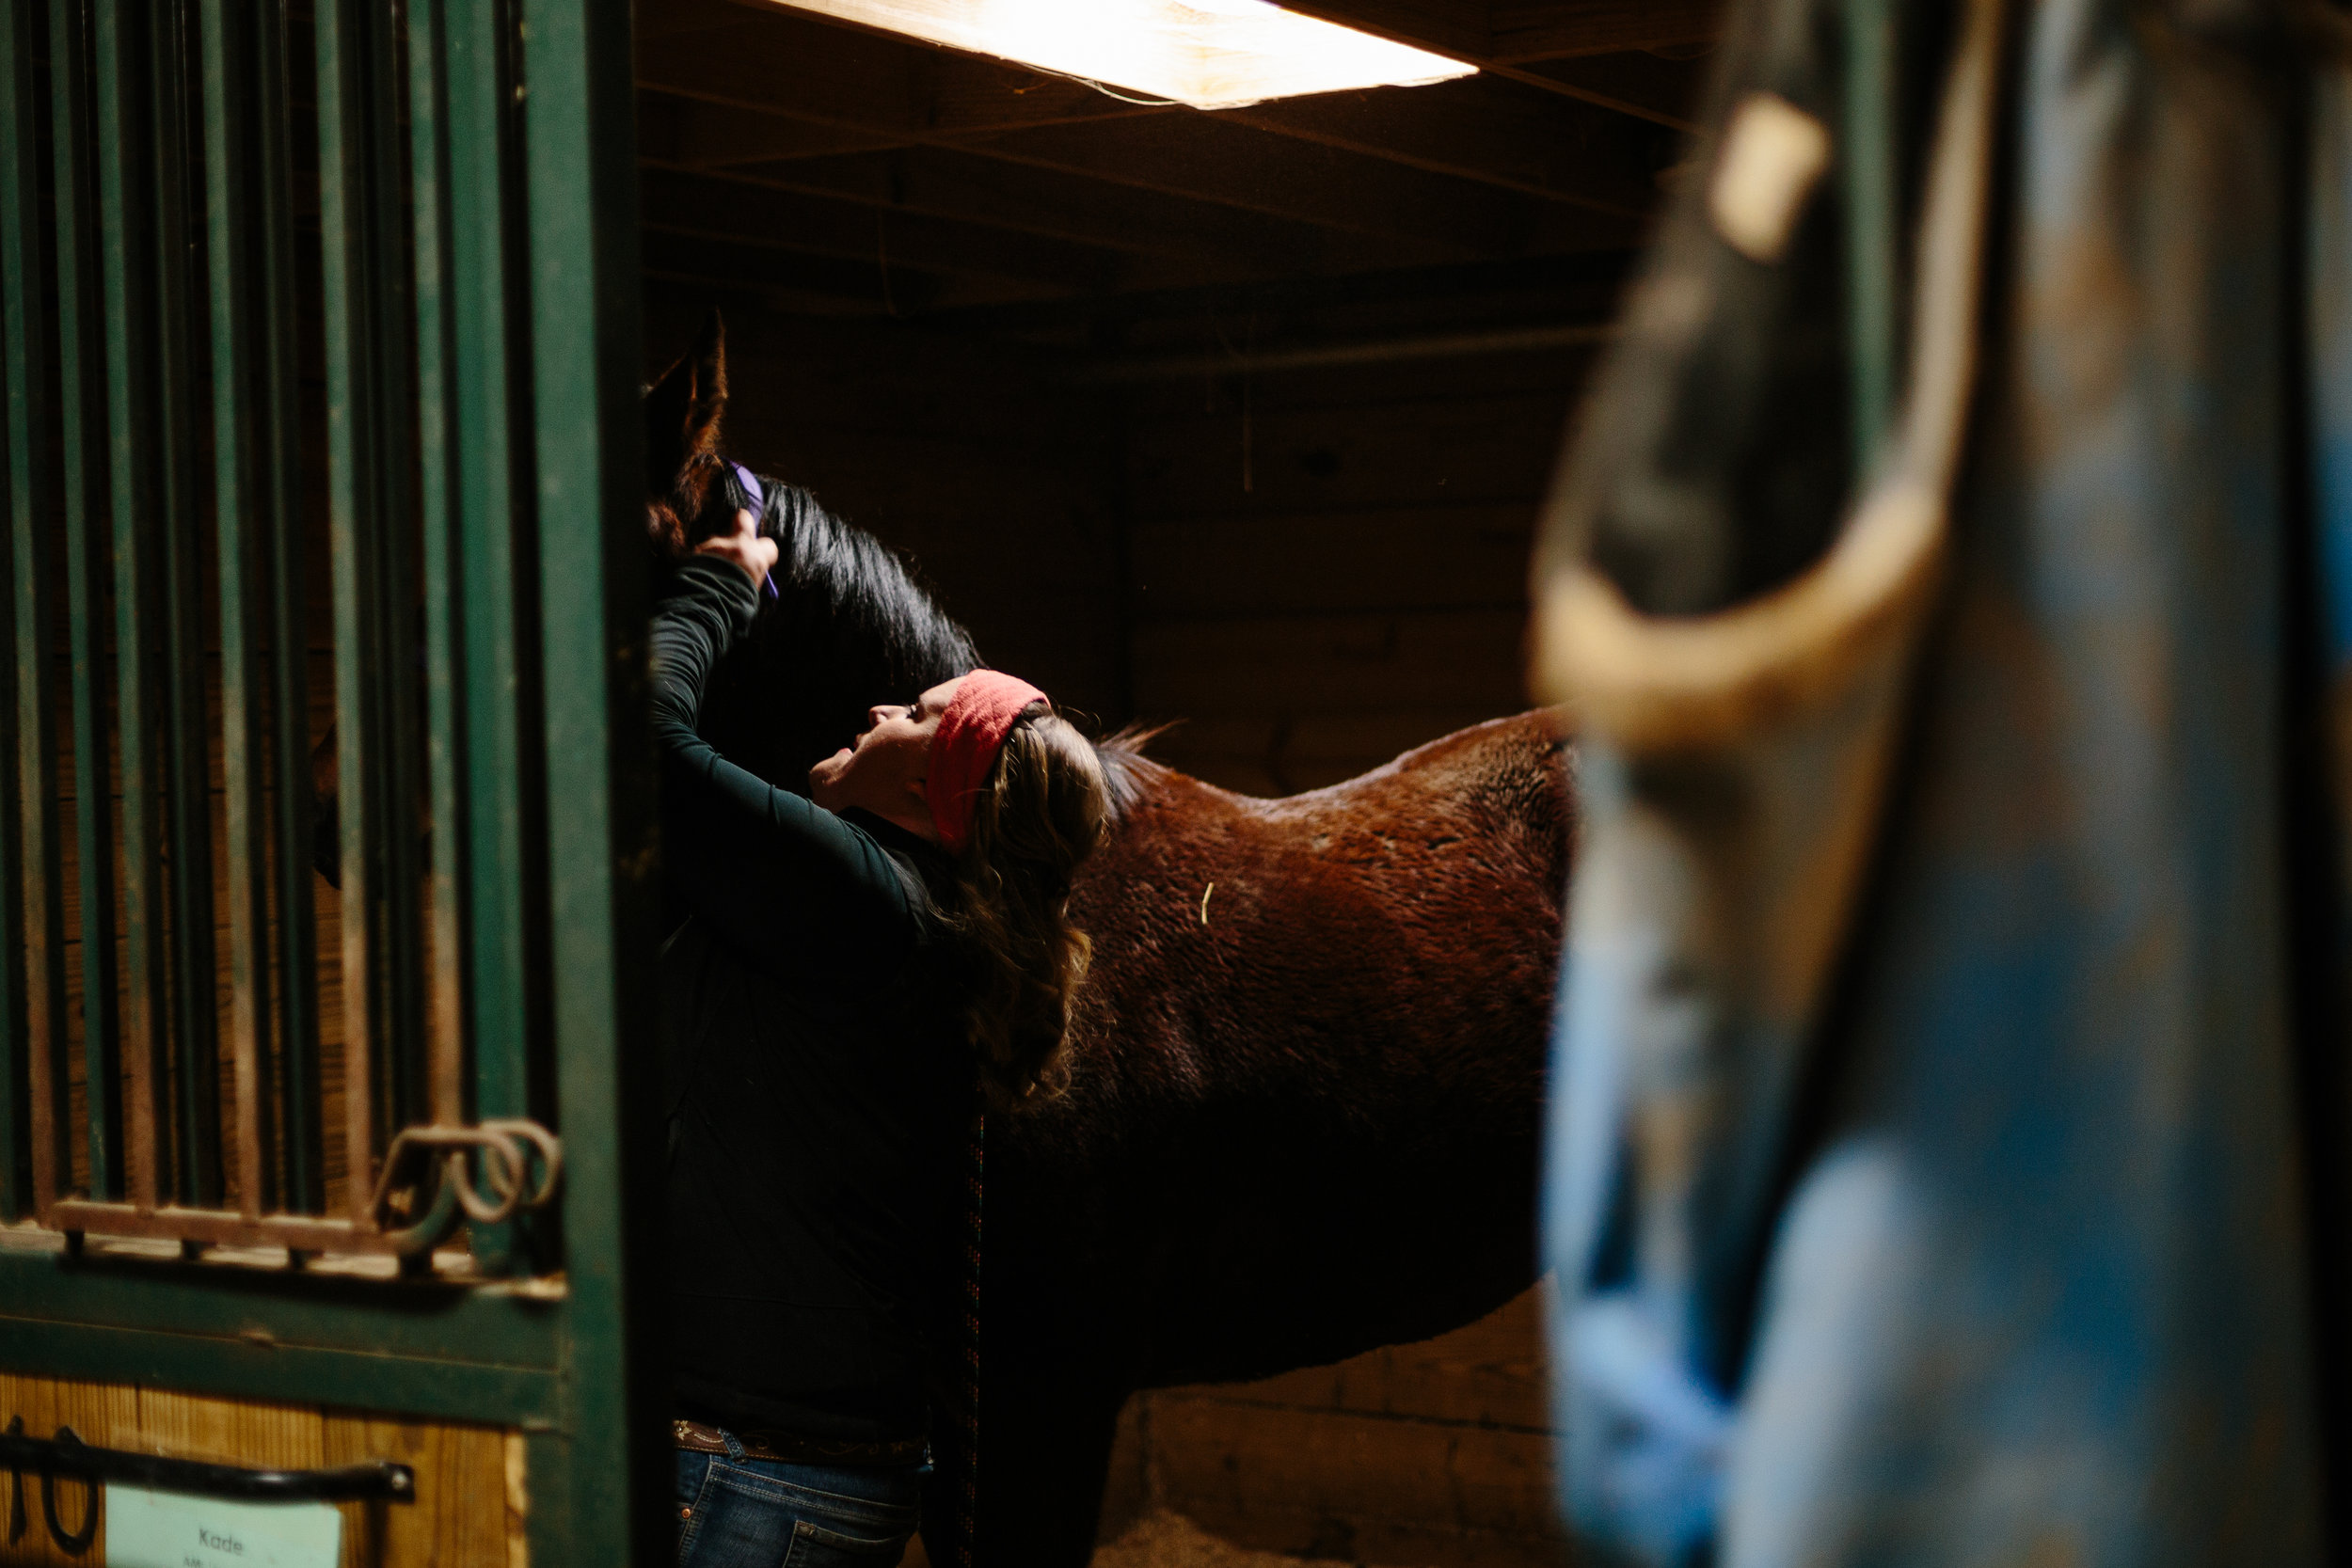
top-left (707, 480), bottom-right (977, 786)
top-left (769, 482), bottom-right (977, 683)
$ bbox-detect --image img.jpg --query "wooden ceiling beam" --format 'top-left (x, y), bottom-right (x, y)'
top-left (923, 116), bottom-right (1569, 259)
top-left (640, 74), bottom-right (1610, 265)
top-left (642, 166), bottom-right (1122, 292)
top-left (1503, 52), bottom-right (1712, 127)
top-left (648, 138), bottom-right (1416, 279)
top-left (647, 1), bottom-right (1697, 198)
top-left (1488, 0), bottom-right (1724, 59)
top-left (636, 94), bottom-right (900, 170)
top-left (677, 0), bottom-right (1716, 133)
top-left (1216, 75), bottom-right (1666, 215)
top-left (638, 0), bottom-right (1671, 286)
top-left (642, 69), bottom-right (1670, 237)
top-left (639, 228), bottom-right (1045, 314)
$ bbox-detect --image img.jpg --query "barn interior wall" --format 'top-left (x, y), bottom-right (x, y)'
top-left (642, 288), bottom-right (1133, 727)
top-left (1103, 338), bottom-right (1587, 1568)
top-left (1117, 345), bottom-right (1592, 794)
top-left (652, 284), bottom-right (1591, 1567)
top-left (0, 1371), bottom-right (519, 1568)
top-left (649, 285), bottom-right (1601, 795)
top-left (1104, 1291), bottom-right (1572, 1568)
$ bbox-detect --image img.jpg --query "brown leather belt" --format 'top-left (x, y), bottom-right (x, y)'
top-left (672, 1418), bottom-right (926, 1469)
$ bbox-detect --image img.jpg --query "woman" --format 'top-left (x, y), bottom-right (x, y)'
top-left (654, 507), bottom-right (1109, 1566)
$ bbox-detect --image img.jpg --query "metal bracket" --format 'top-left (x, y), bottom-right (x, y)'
top-left (369, 1117), bottom-right (564, 1254)
top-left (4, 1418), bottom-right (414, 1555)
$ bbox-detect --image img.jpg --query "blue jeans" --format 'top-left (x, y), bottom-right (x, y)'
top-left (674, 1442), bottom-right (924, 1567)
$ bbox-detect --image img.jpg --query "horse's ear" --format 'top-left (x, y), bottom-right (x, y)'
top-left (683, 309), bottom-right (727, 456)
top-left (643, 309), bottom-right (728, 496)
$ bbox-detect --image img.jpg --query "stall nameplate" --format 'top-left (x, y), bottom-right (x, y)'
top-left (103, 1485), bottom-right (342, 1568)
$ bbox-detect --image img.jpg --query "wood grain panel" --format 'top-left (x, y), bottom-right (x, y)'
top-left (1132, 610), bottom-right (1528, 721)
top-left (1130, 504), bottom-right (1534, 621)
top-left (0, 1371), bottom-right (516, 1568)
top-left (1110, 301), bottom-right (1565, 1534)
top-left (0, 1372), bottom-right (132, 1565)
top-left (1111, 1291), bottom-right (1570, 1567)
top-left (1147, 1395), bottom-right (1567, 1563)
top-left (1126, 392), bottom-right (1570, 518)
top-left (1219, 1291), bottom-right (1555, 1431)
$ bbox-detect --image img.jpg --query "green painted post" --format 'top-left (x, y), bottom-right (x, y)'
top-left (0, 0), bottom-right (24, 1224)
top-left (407, 0), bottom-right (477, 1159)
top-left (0, 11), bottom-right (675, 1538)
top-left (449, 0), bottom-right (538, 1157)
top-left (252, 0), bottom-right (322, 1216)
top-left (202, 0), bottom-right (279, 1216)
top-left (522, 0), bottom-right (664, 1558)
top-left (453, 0), bottom-right (544, 1274)
top-left (151, 0), bottom-right (223, 1211)
top-left (410, 0), bottom-right (554, 1275)
top-left (408, 0), bottom-right (543, 1275)
top-left (93, 0), bottom-right (174, 1212)
top-left (0, 0), bottom-right (69, 1223)
top-left (48, 0), bottom-right (123, 1203)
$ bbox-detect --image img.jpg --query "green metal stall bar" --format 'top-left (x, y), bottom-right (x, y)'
top-left (0, 0), bottom-right (662, 1560)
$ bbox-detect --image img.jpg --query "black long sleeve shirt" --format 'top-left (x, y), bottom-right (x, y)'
top-left (652, 557), bottom-right (972, 1443)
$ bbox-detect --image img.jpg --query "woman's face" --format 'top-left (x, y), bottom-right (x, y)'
top-left (808, 675), bottom-right (966, 841)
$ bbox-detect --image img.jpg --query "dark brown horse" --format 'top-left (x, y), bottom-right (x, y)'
top-left (329, 315), bottom-right (1572, 1563)
top-left (996, 718), bottom-right (1571, 1562)
top-left (645, 316), bottom-right (1573, 1565)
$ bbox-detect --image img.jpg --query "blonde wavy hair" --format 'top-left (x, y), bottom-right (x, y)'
top-left (939, 704), bottom-right (1110, 1111)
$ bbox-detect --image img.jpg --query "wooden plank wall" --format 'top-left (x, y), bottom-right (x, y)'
top-left (675, 290), bottom-right (1591, 1567)
top-left (23, 291), bottom-right (1587, 1566)
top-left (643, 292), bottom-right (1132, 729)
top-left (1105, 1290), bottom-right (1570, 1568)
top-left (1120, 346), bottom-right (1589, 794)
top-left (0, 1370), bottom-right (518, 1567)
top-left (35, 471), bottom-right (353, 1217)
top-left (1106, 341), bottom-right (1586, 1566)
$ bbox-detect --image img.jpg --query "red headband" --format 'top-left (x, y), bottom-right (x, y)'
top-left (926, 670), bottom-right (1047, 853)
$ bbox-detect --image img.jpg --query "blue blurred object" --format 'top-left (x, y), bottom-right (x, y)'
top-left (1531, 0), bottom-right (2352, 1560)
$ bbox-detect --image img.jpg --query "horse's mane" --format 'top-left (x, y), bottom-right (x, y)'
top-left (755, 481), bottom-right (980, 682)
top-left (717, 474), bottom-right (1154, 823)
top-left (1093, 726), bottom-right (1171, 820)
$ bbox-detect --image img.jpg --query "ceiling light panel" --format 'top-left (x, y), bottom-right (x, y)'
top-left (763, 0), bottom-right (1477, 110)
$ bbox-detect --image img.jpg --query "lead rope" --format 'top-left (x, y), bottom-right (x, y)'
top-left (951, 1112), bottom-right (984, 1568)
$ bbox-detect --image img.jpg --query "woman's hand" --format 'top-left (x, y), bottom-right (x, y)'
top-left (694, 507), bottom-right (778, 592)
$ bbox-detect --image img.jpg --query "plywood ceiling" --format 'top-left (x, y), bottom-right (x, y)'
top-left (634, 0), bottom-right (1716, 319)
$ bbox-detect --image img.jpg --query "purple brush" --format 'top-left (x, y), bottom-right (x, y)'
top-left (728, 462), bottom-right (779, 600)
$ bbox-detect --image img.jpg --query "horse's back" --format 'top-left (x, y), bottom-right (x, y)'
top-left (1016, 711), bottom-right (1573, 1384)
top-left (1070, 710), bottom-right (1570, 1074)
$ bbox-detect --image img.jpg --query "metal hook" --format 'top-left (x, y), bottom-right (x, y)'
top-left (7, 1416), bottom-right (25, 1545)
top-left (449, 1138), bottom-right (521, 1224)
top-left (368, 1119), bottom-right (564, 1251)
top-left (480, 1118), bottom-right (564, 1211)
top-left (41, 1428), bottom-right (98, 1557)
